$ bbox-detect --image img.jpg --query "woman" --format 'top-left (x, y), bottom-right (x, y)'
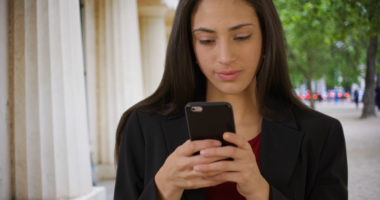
top-left (114, 0), bottom-right (348, 199)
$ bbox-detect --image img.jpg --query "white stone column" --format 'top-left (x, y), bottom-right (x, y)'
top-left (139, 2), bottom-right (168, 97)
top-left (83, 0), bottom-right (144, 180)
top-left (9, 0), bottom-right (105, 199)
top-left (82, 0), bottom-right (99, 166)
top-left (0, 0), bottom-right (10, 199)
top-left (115, 0), bottom-right (144, 125)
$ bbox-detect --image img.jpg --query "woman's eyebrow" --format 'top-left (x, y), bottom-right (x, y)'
top-left (192, 27), bottom-right (215, 33)
top-left (229, 23), bottom-right (253, 31)
top-left (192, 23), bottom-right (253, 33)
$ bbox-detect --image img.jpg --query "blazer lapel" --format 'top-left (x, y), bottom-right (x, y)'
top-left (161, 114), bottom-right (206, 200)
top-left (161, 113), bottom-right (189, 153)
top-left (260, 107), bottom-right (304, 186)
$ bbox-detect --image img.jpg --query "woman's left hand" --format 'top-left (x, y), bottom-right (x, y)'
top-left (193, 132), bottom-right (270, 200)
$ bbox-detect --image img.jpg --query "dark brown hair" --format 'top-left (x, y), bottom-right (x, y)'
top-left (114, 0), bottom-right (307, 162)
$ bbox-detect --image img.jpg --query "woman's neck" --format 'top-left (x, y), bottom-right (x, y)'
top-left (205, 82), bottom-right (262, 130)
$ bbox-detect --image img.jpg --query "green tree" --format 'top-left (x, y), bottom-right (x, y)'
top-left (331, 0), bottom-right (380, 118)
top-left (275, 0), bottom-right (379, 116)
top-left (275, 0), bottom-right (335, 109)
top-left (329, 37), bottom-right (366, 90)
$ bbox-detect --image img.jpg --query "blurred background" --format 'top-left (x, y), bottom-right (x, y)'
top-left (0, 0), bottom-right (379, 199)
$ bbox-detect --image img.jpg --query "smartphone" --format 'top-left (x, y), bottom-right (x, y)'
top-left (185, 102), bottom-right (236, 146)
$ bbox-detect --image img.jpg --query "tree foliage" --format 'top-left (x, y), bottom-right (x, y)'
top-left (275, 0), bottom-right (337, 108)
top-left (331, 0), bottom-right (380, 118)
top-left (273, 0), bottom-right (379, 115)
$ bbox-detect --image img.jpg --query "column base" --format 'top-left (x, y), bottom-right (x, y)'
top-left (69, 186), bottom-right (106, 200)
top-left (96, 164), bottom-right (116, 180)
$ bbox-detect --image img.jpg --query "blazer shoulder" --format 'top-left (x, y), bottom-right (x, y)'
top-left (136, 108), bottom-right (165, 122)
top-left (290, 106), bottom-right (343, 142)
top-left (292, 106), bottom-right (341, 128)
top-left (117, 106), bottom-right (166, 142)
top-left (125, 106), bottom-right (168, 125)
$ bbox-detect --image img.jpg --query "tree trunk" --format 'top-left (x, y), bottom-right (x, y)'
top-left (306, 76), bottom-right (314, 109)
top-left (306, 51), bottom-right (315, 109)
top-left (361, 35), bottom-right (378, 118)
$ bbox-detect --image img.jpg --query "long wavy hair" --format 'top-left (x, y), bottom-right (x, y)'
top-left (115, 0), bottom-right (307, 162)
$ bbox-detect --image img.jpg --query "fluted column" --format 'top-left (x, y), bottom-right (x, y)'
top-left (138, 1), bottom-right (168, 96)
top-left (8, 0), bottom-right (105, 199)
top-left (84, 0), bottom-right (144, 179)
top-left (0, 0), bottom-right (10, 199)
top-left (82, 0), bottom-right (99, 167)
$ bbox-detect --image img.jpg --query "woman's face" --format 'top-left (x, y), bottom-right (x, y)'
top-left (192, 0), bottom-right (263, 95)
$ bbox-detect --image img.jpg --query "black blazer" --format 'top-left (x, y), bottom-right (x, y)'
top-left (114, 105), bottom-right (348, 200)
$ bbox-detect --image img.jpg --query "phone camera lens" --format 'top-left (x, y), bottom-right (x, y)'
top-left (191, 106), bottom-right (203, 112)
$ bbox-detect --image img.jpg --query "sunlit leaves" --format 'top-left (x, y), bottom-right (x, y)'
top-left (273, 0), bottom-right (378, 90)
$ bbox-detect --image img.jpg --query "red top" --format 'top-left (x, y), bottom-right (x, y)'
top-left (205, 133), bottom-right (261, 200)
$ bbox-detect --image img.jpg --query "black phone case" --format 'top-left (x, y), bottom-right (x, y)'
top-left (185, 102), bottom-right (236, 146)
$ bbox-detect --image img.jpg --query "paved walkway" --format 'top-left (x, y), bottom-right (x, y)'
top-left (315, 101), bottom-right (380, 200)
top-left (98, 101), bottom-right (380, 200)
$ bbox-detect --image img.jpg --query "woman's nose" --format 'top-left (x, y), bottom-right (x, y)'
top-left (217, 40), bottom-right (237, 65)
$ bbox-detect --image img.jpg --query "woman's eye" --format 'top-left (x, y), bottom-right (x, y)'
top-left (199, 40), bottom-right (215, 45)
top-left (235, 34), bottom-right (252, 41)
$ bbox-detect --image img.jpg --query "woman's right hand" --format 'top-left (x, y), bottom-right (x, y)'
top-left (154, 139), bottom-right (226, 200)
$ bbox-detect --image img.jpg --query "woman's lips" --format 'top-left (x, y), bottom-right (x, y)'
top-left (216, 70), bottom-right (242, 81)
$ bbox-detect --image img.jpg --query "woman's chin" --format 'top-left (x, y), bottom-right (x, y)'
top-left (215, 85), bottom-right (249, 95)
top-left (206, 79), bottom-right (254, 96)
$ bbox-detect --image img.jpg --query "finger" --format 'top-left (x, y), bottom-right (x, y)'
top-left (223, 132), bottom-right (250, 149)
top-left (193, 160), bottom-right (238, 175)
top-left (207, 171), bottom-right (241, 183)
top-left (207, 170), bottom-right (263, 185)
top-left (176, 139), bottom-right (221, 156)
top-left (181, 173), bottom-right (226, 189)
top-left (189, 154), bottom-right (229, 166)
top-left (200, 145), bottom-right (242, 159)
top-left (193, 167), bottom-right (225, 177)
top-left (177, 155), bottom-right (229, 172)
top-left (183, 178), bottom-right (224, 189)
